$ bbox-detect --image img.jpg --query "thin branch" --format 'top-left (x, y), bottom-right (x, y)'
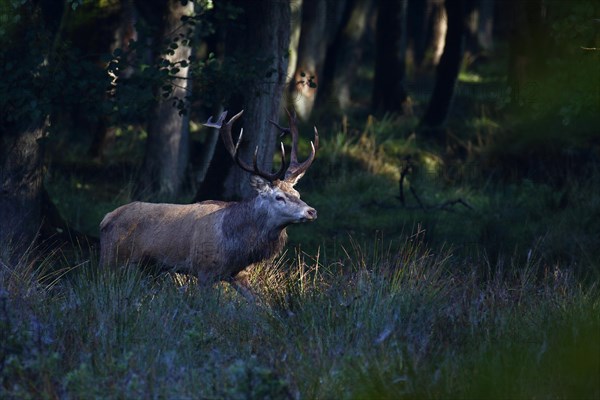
top-left (397, 157), bottom-right (474, 213)
top-left (397, 156), bottom-right (412, 206)
top-left (408, 185), bottom-right (427, 211)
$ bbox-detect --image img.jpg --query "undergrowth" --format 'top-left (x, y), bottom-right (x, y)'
top-left (1, 234), bottom-right (598, 399)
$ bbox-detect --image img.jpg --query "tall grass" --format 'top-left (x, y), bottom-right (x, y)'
top-left (2, 234), bottom-right (596, 399)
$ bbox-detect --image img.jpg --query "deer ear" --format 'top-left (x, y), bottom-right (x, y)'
top-left (250, 175), bottom-right (272, 193)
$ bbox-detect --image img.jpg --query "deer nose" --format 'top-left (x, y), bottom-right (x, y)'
top-left (305, 207), bottom-right (317, 220)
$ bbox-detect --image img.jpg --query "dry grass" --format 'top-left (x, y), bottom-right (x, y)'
top-left (1, 233), bottom-right (597, 399)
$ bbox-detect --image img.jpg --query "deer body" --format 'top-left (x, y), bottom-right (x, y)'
top-left (100, 110), bottom-right (318, 298)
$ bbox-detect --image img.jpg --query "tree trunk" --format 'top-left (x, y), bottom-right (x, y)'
top-left (0, 2), bottom-right (67, 262)
top-left (136, 0), bottom-right (194, 202)
top-left (89, 0), bottom-right (138, 160)
top-left (221, 0), bottom-right (291, 200)
top-left (406, 0), bottom-right (446, 73)
top-left (288, 0), bottom-right (329, 120)
top-left (371, 0), bottom-right (410, 115)
top-left (0, 120), bottom-right (47, 261)
top-left (316, 0), bottom-right (373, 114)
top-left (477, 0), bottom-right (494, 52)
top-left (464, 0), bottom-right (493, 59)
top-left (420, 0), bottom-right (466, 129)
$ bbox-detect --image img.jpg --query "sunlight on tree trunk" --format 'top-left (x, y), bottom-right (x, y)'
top-left (288, 0), bottom-right (328, 120)
top-left (406, 0), bottom-right (447, 74)
top-left (286, 0), bottom-right (303, 92)
top-left (316, 0), bottom-right (373, 114)
top-left (421, 0), bottom-right (465, 129)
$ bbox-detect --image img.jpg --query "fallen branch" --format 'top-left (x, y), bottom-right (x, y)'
top-left (397, 157), bottom-right (474, 212)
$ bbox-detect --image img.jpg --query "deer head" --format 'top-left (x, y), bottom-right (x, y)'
top-left (204, 109), bottom-right (319, 225)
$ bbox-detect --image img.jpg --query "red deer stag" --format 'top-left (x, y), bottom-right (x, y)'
top-left (99, 109), bottom-right (318, 299)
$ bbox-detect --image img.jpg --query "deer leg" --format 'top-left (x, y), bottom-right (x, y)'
top-left (228, 270), bottom-right (257, 302)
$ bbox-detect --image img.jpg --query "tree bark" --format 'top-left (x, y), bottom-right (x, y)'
top-left (371, 0), bottom-right (410, 115)
top-left (464, 0), bottom-right (493, 58)
top-left (420, 0), bottom-right (466, 129)
top-left (0, 120), bottom-right (47, 261)
top-left (0, 2), bottom-right (66, 261)
top-left (136, 0), bottom-right (194, 202)
top-left (89, 0), bottom-right (138, 160)
top-left (406, 0), bottom-right (446, 73)
top-left (316, 0), bottom-right (373, 113)
top-left (288, 0), bottom-right (329, 120)
top-left (220, 0), bottom-right (291, 200)
top-left (477, 0), bottom-right (494, 52)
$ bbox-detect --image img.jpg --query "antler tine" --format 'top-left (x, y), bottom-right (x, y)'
top-left (205, 109), bottom-right (286, 182)
top-left (204, 110), bottom-right (229, 128)
top-left (252, 142), bottom-right (287, 182)
top-left (286, 108), bottom-right (300, 164)
top-left (281, 108), bottom-right (319, 182)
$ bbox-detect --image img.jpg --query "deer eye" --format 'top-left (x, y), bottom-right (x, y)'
top-left (275, 195), bottom-right (285, 202)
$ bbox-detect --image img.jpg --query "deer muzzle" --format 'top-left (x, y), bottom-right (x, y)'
top-left (303, 207), bottom-right (317, 221)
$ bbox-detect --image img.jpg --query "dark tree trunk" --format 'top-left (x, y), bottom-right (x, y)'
top-left (0, 3), bottom-right (66, 262)
top-left (219, 0), bottom-right (291, 200)
top-left (371, 0), bottom-right (410, 115)
top-left (0, 120), bottom-right (47, 260)
top-left (136, 0), bottom-right (194, 202)
top-left (89, 0), bottom-right (137, 160)
top-left (316, 0), bottom-right (374, 114)
top-left (192, 12), bottom-right (229, 202)
top-left (194, 133), bottom-right (230, 202)
top-left (420, 0), bottom-right (466, 129)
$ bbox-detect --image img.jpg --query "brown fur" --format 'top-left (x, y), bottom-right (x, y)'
top-left (99, 178), bottom-right (315, 297)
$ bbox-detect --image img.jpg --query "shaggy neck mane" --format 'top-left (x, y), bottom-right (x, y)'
top-left (221, 197), bottom-right (287, 273)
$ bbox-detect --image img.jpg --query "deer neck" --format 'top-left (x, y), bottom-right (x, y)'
top-left (221, 199), bottom-right (287, 272)
top-left (222, 199), bottom-right (287, 246)
top-left (250, 198), bottom-right (288, 241)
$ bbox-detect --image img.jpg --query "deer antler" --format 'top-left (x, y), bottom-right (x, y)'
top-left (269, 108), bottom-right (319, 183)
top-left (204, 110), bottom-right (286, 182)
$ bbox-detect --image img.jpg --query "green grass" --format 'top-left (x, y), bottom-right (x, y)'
top-left (288, 119), bottom-right (600, 279)
top-left (1, 234), bottom-right (598, 399)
